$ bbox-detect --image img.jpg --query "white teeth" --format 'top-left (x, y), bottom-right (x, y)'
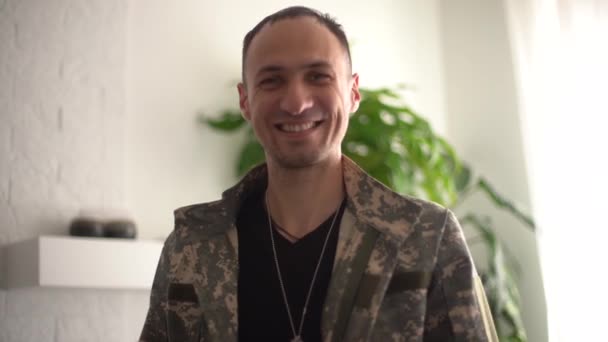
top-left (280, 122), bottom-right (316, 132)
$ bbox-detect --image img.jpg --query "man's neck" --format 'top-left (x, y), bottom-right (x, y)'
top-left (265, 156), bottom-right (345, 240)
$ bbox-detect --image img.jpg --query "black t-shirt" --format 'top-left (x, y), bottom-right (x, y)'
top-left (236, 189), bottom-right (345, 342)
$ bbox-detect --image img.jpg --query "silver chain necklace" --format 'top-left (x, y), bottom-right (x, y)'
top-left (265, 192), bottom-right (341, 342)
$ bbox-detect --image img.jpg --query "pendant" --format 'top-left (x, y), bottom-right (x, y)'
top-left (291, 336), bottom-right (303, 342)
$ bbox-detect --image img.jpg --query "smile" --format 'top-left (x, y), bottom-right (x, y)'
top-left (276, 120), bottom-right (323, 133)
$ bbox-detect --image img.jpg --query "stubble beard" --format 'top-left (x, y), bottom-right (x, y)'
top-left (260, 111), bottom-right (348, 170)
top-left (265, 131), bottom-right (346, 171)
top-left (267, 147), bottom-right (331, 170)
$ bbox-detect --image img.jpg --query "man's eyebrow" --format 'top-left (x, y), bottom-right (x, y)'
top-left (254, 60), bottom-right (333, 78)
top-left (302, 61), bottom-right (332, 69)
top-left (256, 65), bottom-right (284, 76)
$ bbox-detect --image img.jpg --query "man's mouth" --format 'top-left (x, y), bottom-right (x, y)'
top-left (276, 120), bottom-right (323, 133)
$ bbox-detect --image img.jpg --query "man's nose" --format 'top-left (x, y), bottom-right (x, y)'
top-left (280, 81), bottom-right (314, 115)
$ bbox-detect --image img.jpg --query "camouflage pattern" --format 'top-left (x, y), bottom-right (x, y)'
top-left (140, 156), bottom-right (498, 342)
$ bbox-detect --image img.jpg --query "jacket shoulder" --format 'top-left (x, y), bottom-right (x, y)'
top-left (357, 171), bottom-right (449, 238)
top-left (174, 199), bottom-right (223, 221)
top-left (400, 194), bottom-right (449, 225)
top-left (172, 199), bottom-right (231, 239)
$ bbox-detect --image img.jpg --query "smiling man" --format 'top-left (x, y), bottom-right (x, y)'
top-left (140, 6), bottom-right (498, 342)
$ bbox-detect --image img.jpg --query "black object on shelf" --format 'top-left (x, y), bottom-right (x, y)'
top-left (69, 218), bottom-right (104, 237)
top-left (103, 220), bottom-right (137, 239)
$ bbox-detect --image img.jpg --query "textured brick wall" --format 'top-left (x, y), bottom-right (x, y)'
top-left (0, 1), bottom-right (149, 341)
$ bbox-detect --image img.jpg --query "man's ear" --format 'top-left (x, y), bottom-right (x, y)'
top-left (349, 73), bottom-right (361, 113)
top-left (237, 82), bottom-right (251, 121)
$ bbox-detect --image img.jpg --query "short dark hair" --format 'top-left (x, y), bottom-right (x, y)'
top-left (241, 6), bottom-right (352, 83)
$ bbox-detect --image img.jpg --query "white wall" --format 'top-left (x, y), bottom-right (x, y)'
top-left (125, 0), bottom-right (447, 239)
top-left (440, 1), bottom-right (547, 341)
top-left (0, 0), bottom-right (148, 341)
top-left (2, 1), bottom-right (545, 340)
top-left (1, 1), bottom-right (446, 340)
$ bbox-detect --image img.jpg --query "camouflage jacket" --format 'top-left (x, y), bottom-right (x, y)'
top-left (140, 157), bottom-right (498, 342)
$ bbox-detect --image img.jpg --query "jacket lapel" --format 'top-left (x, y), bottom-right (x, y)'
top-left (321, 157), bottom-right (421, 341)
top-left (181, 164), bottom-right (267, 342)
top-left (179, 202), bottom-right (240, 342)
top-left (321, 204), bottom-right (380, 342)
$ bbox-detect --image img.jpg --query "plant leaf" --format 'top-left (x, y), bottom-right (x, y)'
top-left (461, 213), bottom-right (528, 340)
top-left (455, 162), bottom-right (472, 193)
top-left (236, 133), bottom-right (265, 176)
top-left (203, 110), bottom-right (246, 131)
top-left (477, 178), bottom-right (536, 230)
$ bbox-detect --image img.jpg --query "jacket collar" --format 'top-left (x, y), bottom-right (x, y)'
top-left (182, 155), bottom-right (421, 245)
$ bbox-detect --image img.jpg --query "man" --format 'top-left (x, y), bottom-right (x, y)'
top-left (140, 6), bottom-right (498, 342)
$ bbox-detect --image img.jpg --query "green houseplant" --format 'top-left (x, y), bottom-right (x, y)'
top-left (202, 86), bottom-right (534, 341)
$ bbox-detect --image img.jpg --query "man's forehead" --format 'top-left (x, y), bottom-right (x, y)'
top-left (246, 17), bottom-right (346, 71)
top-left (254, 16), bottom-right (325, 36)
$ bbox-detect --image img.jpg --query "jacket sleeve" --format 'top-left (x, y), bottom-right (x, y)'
top-left (423, 209), bottom-right (498, 342)
top-left (139, 231), bottom-right (176, 342)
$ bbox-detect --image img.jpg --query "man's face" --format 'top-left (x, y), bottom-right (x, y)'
top-left (238, 17), bottom-right (360, 169)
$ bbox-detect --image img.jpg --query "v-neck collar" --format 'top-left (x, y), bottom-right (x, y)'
top-left (268, 198), bottom-right (347, 247)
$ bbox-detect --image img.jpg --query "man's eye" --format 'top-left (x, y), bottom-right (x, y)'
top-left (309, 73), bottom-right (331, 82)
top-left (259, 77), bottom-right (281, 87)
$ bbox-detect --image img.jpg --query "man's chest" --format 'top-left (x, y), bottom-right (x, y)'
top-left (235, 194), bottom-right (341, 341)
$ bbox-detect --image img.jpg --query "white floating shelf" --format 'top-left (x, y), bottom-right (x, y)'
top-left (1, 235), bottom-right (164, 290)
